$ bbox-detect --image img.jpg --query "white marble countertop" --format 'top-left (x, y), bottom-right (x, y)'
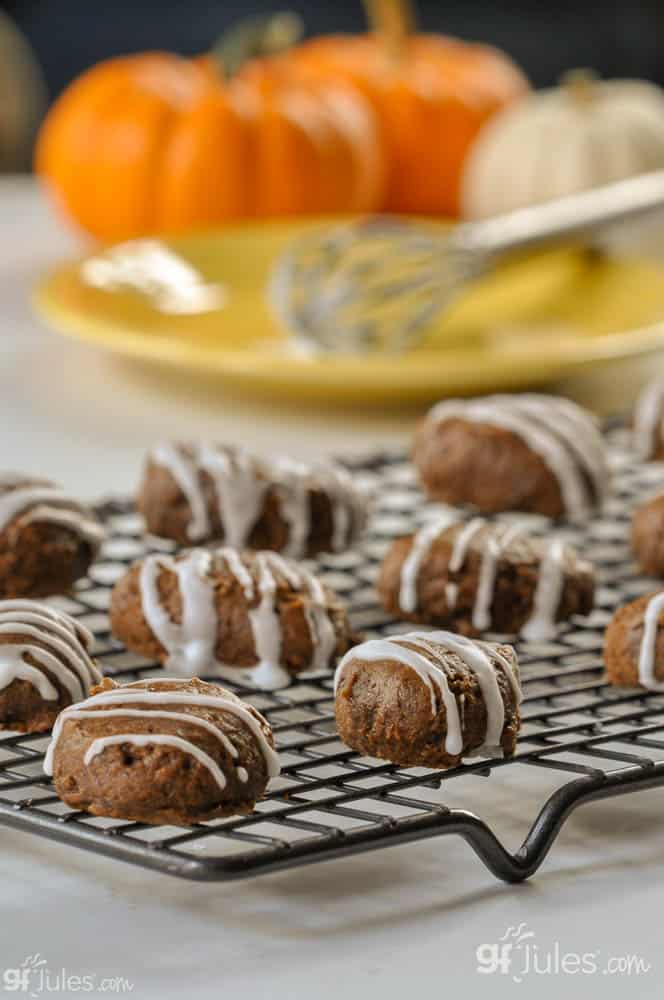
top-left (1, 176), bottom-right (663, 999)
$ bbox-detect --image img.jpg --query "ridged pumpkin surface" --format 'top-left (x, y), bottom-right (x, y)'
top-left (293, 34), bottom-right (530, 216)
top-left (36, 52), bottom-right (387, 242)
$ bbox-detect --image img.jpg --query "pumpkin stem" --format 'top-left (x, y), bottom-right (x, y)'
top-left (363, 0), bottom-right (415, 61)
top-left (211, 11), bottom-right (304, 79)
top-left (562, 69), bottom-right (598, 105)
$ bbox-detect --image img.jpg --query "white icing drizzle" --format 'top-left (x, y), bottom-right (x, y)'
top-left (149, 443), bottom-right (364, 556)
top-left (424, 632), bottom-right (506, 752)
top-left (261, 553), bottom-right (336, 672)
top-left (335, 630), bottom-right (521, 758)
top-left (428, 394), bottom-right (608, 521)
top-left (21, 505), bottom-right (104, 547)
top-left (300, 566), bottom-right (338, 672)
top-left (140, 551), bottom-right (218, 676)
top-left (0, 484), bottom-right (103, 547)
top-left (0, 600), bottom-right (100, 702)
top-left (398, 517), bottom-right (475, 623)
top-left (473, 638), bottom-right (522, 704)
top-left (335, 636), bottom-right (461, 752)
top-left (396, 514), bottom-right (578, 640)
top-left (448, 518), bottom-right (485, 573)
top-left (219, 547), bottom-right (254, 597)
top-left (444, 517), bottom-right (486, 614)
top-left (196, 446), bottom-right (268, 549)
top-left (403, 636), bottom-right (466, 756)
top-left (0, 652), bottom-right (58, 701)
top-left (314, 464), bottom-right (364, 552)
top-left (521, 539), bottom-right (567, 642)
top-left (633, 379), bottom-right (664, 460)
top-left (245, 552), bottom-right (337, 687)
top-left (398, 512), bottom-right (458, 614)
top-left (44, 682), bottom-right (280, 778)
top-left (137, 548), bottom-right (337, 690)
top-left (511, 396), bottom-right (609, 502)
top-left (248, 553), bottom-right (289, 689)
top-left (0, 600), bottom-right (94, 649)
top-left (151, 444), bottom-right (211, 541)
top-left (637, 592), bottom-right (664, 691)
top-left (272, 457), bottom-right (312, 559)
top-left (472, 523), bottom-right (526, 631)
top-left (84, 734), bottom-right (230, 791)
top-left (0, 627), bottom-right (79, 701)
top-left (51, 707), bottom-right (240, 758)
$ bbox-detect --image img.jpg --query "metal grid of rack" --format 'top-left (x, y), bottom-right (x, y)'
top-left (1, 425), bottom-right (664, 883)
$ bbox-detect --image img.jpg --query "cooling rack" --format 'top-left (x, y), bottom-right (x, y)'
top-left (1, 425), bottom-right (664, 883)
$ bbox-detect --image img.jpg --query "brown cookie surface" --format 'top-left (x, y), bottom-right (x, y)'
top-left (0, 600), bottom-right (102, 733)
top-left (605, 591), bottom-right (664, 689)
top-left (335, 632), bottom-right (521, 769)
top-left (138, 443), bottom-right (367, 557)
top-left (0, 476), bottom-right (103, 598)
top-left (632, 494), bottom-right (664, 577)
top-left (412, 394), bottom-right (609, 521)
top-left (378, 518), bottom-right (594, 638)
top-left (110, 547), bottom-right (357, 688)
top-left (46, 677), bottom-right (280, 825)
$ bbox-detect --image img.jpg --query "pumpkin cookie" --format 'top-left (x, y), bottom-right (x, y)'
top-left (632, 378), bottom-right (664, 460)
top-left (138, 443), bottom-right (367, 556)
top-left (605, 591), bottom-right (664, 691)
top-left (335, 631), bottom-right (521, 768)
top-left (632, 493), bottom-right (664, 576)
top-left (412, 394), bottom-right (609, 521)
top-left (45, 677), bottom-right (280, 825)
top-left (0, 600), bottom-right (101, 733)
top-left (110, 547), bottom-right (357, 689)
top-left (378, 516), bottom-right (594, 640)
top-left (0, 475), bottom-right (104, 598)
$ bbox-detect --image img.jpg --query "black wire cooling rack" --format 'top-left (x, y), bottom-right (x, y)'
top-left (2, 425), bottom-right (664, 884)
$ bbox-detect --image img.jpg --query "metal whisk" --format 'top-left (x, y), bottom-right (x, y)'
top-left (269, 171), bottom-right (664, 355)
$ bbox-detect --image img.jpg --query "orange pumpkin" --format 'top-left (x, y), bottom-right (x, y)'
top-left (36, 19), bottom-right (387, 242)
top-left (293, 1), bottom-right (530, 216)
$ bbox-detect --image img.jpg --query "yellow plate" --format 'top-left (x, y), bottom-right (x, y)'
top-left (34, 219), bottom-right (664, 405)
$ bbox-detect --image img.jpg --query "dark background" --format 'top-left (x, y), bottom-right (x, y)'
top-left (4, 0), bottom-right (664, 103)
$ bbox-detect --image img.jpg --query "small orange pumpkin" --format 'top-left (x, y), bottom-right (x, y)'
top-left (293, 0), bottom-right (530, 216)
top-left (36, 16), bottom-right (387, 242)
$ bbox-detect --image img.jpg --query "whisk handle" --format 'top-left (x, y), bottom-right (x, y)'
top-left (454, 170), bottom-right (664, 260)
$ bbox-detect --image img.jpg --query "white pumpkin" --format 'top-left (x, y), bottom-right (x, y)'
top-left (461, 72), bottom-right (664, 219)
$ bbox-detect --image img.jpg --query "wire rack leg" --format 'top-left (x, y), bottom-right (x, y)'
top-left (461, 765), bottom-right (664, 883)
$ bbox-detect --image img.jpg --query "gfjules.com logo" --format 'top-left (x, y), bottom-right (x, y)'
top-left (2, 955), bottom-right (134, 996)
top-left (476, 923), bottom-right (652, 982)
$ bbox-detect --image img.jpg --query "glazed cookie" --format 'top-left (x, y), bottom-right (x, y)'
top-left (0, 475), bottom-right (104, 598)
top-left (335, 631), bottom-right (521, 768)
top-left (378, 516), bottom-right (595, 640)
top-left (632, 494), bottom-right (664, 576)
top-left (412, 394), bottom-right (609, 521)
top-left (138, 443), bottom-right (367, 556)
top-left (632, 378), bottom-right (664, 460)
top-left (110, 547), bottom-right (357, 689)
top-left (605, 591), bottom-right (664, 690)
top-left (45, 677), bottom-right (280, 824)
top-left (0, 600), bottom-right (101, 732)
